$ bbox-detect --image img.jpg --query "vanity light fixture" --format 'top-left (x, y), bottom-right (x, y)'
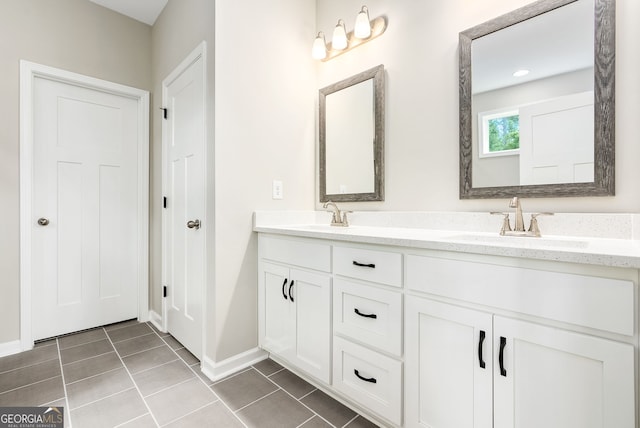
top-left (332, 19), bottom-right (348, 50)
top-left (312, 5), bottom-right (387, 62)
top-left (354, 6), bottom-right (372, 39)
top-left (513, 69), bottom-right (530, 77)
top-left (312, 32), bottom-right (328, 60)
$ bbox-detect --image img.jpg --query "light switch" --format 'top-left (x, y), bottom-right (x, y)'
top-left (272, 180), bottom-right (283, 199)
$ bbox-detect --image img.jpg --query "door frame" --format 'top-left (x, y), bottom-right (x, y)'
top-left (161, 41), bottom-right (208, 358)
top-left (19, 61), bottom-right (150, 350)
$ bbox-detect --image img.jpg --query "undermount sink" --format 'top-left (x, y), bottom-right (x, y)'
top-left (446, 233), bottom-right (590, 249)
top-left (286, 224), bottom-right (352, 231)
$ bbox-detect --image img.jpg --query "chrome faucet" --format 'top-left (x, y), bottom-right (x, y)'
top-left (323, 201), bottom-right (350, 227)
top-left (509, 197), bottom-right (526, 232)
top-left (492, 197), bottom-right (553, 237)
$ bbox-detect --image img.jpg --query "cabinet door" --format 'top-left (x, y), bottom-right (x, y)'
top-left (260, 262), bottom-right (294, 356)
top-left (405, 297), bottom-right (493, 428)
top-left (289, 269), bottom-right (332, 383)
top-left (494, 316), bottom-right (635, 428)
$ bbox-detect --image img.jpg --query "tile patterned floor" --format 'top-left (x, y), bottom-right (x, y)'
top-left (0, 321), bottom-right (379, 428)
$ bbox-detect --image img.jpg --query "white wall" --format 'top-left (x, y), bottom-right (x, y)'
top-left (0, 0), bottom-right (151, 344)
top-left (316, 0), bottom-right (640, 214)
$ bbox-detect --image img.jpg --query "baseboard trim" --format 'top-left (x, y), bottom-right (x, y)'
top-left (0, 340), bottom-right (23, 358)
top-left (148, 310), bottom-right (165, 333)
top-left (201, 347), bottom-right (268, 382)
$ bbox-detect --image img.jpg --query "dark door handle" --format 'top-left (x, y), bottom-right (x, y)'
top-left (288, 280), bottom-right (295, 302)
top-left (281, 278), bottom-right (288, 300)
top-left (354, 369), bottom-right (377, 384)
top-left (499, 336), bottom-right (507, 377)
top-left (352, 261), bottom-right (375, 269)
top-left (354, 308), bottom-right (377, 319)
top-left (478, 330), bottom-right (486, 369)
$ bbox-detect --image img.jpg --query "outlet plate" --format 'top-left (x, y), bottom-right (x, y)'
top-left (272, 180), bottom-right (283, 199)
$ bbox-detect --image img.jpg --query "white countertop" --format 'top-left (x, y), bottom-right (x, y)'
top-left (254, 211), bottom-right (640, 269)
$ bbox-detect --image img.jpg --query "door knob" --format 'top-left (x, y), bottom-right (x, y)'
top-left (187, 219), bottom-right (201, 230)
top-left (37, 218), bottom-right (50, 226)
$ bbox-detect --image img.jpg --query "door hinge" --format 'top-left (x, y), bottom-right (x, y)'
top-left (160, 107), bottom-right (168, 120)
top-left (163, 286), bottom-right (167, 298)
top-left (163, 196), bottom-right (167, 209)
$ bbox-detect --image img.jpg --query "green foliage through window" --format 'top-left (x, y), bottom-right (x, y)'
top-left (488, 115), bottom-right (519, 152)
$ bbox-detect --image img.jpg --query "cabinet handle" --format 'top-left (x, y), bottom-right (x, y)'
top-left (354, 308), bottom-right (377, 319)
top-left (352, 261), bottom-right (375, 269)
top-left (478, 330), bottom-right (486, 369)
top-left (354, 369), bottom-right (377, 384)
top-left (288, 280), bottom-right (295, 302)
top-left (499, 336), bottom-right (507, 377)
top-left (281, 278), bottom-right (288, 300)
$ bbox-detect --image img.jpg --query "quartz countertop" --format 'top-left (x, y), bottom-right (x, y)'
top-left (253, 211), bottom-right (640, 269)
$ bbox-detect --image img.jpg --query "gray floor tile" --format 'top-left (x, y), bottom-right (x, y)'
top-left (145, 377), bottom-right (217, 425)
top-left (300, 416), bottom-right (333, 428)
top-left (62, 352), bottom-right (123, 384)
top-left (59, 339), bottom-right (114, 365)
top-left (165, 401), bottom-right (243, 428)
top-left (0, 376), bottom-right (65, 406)
top-left (0, 343), bottom-right (58, 373)
top-left (115, 413), bottom-right (157, 428)
top-left (0, 358), bottom-right (61, 393)
top-left (301, 390), bottom-right (358, 428)
top-left (132, 360), bottom-right (195, 397)
top-left (253, 358), bottom-right (283, 377)
top-left (162, 335), bottom-right (184, 350)
top-left (34, 338), bottom-right (57, 348)
top-left (66, 367), bottom-right (133, 409)
top-left (70, 388), bottom-right (147, 428)
top-left (237, 389), bottom-right (313, 428)
top-left (122, 345), bottom-right (178, 374)
top-left (107, 323), bottom-right (153, 343)
top-left (58, 328), bottom-right (107, 349)
top-left (176, 347), bottom-right (199, 365)
top-left (211, 368), bottom-right (278, 411)
top-left (345, 415), bottom-right (380, 428)
top-left (269, 369), bottom-right (316, 399)
top-left (113, 333), bottom-right (164, 357)
top-left (104, 319), bottom-right (139, 331)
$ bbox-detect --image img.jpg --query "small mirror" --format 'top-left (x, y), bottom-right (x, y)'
top-left (319, 65), bottom-right (385, 202)
top-left (459, 0), bottom-right (615, 198)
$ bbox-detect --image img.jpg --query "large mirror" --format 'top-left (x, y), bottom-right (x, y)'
top-left (459, 0), bottom-right (615, 199)
top-left (319, 65), bottom-right (385, 202)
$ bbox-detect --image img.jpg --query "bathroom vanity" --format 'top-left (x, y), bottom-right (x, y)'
top-left (255, 212), bottom-right (640, 427)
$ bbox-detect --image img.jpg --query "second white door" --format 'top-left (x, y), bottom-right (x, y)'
top-left (163, 46), bottom-right (206, 359)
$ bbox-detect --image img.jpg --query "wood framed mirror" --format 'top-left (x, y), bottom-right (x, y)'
top-left (319, 65), bottom-right (385, 202)
top-left (459, 0), bottom-right (615, 199)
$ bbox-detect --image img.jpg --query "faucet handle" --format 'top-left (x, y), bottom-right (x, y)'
top-left (490, 212), bottom-right (512, 235)
top-left (528, 212), bottom-right (554, 237)
top-left (341, 210), bottom-right (353, 226)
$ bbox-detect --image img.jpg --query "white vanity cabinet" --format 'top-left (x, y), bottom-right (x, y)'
top-left (258, 236), bottom-right (332, 383)
top-left (404, 253), bottom-right (636, 428)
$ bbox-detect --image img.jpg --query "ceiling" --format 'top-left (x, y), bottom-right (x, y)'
top-left (89, 0), bottom-right (168, 26)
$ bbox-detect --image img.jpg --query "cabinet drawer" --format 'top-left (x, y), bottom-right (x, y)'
top-left (333, 246), bottom-right (402, 287)
top-left (334, 279), bottom-right (402, 356)
top-left (259, 235), bottom-right (330, 272)
top-left (406, 254), bottom-right (635, 336)
top-left (333, 336), bottom-right (402, 426)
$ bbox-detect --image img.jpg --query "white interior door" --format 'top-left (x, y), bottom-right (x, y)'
top-left (163, 48), bottom-right (206, 359)
top-left (31, 76), bottom-right (140, 340)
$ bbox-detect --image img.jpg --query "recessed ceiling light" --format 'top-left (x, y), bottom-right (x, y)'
top-left (513, 69), bottom-right (530, 77)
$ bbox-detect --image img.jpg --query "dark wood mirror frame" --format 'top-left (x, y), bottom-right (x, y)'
top-left (459, 0), bottom-right (615, 199)
top-left (319, 65), bottom-right (385, 202)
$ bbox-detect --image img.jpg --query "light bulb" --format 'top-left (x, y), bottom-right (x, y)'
top-left (332, 19), bottom-right (348, 50)
top-left (311, 32), bottom-right (327, 60)
top-left (354, 6), bottom-right (371, 39)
